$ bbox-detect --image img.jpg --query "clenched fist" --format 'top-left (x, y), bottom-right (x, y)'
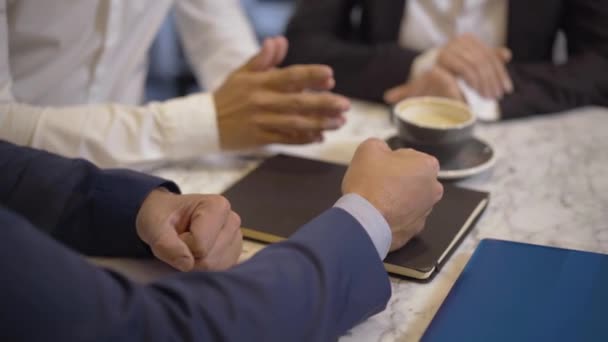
top-left (342, 139), bottom-right (444, 251)
top-left (136, 189), bottom-right (242, 272)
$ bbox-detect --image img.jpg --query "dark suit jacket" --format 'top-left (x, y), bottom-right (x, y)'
top-left (285, 0), bottom-right (608, 118)
top-left (0, 141), bottom-right (390, 341)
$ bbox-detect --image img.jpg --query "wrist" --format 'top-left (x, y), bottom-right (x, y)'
top-left (335, 193), bottom-right (392, 259)
top-left (344, 191), bottom-right (391, 226)
top-left (136, 188), bottom-right (174, 238)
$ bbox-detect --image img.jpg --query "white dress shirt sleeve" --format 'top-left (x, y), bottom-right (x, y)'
top-left (174, 0), bottom-right (259, 91)
top-left (0, 1), bottom-right (224, 170)
top-left (410, 48), bottom-right (501, 121)
top-left (334, 193), bottom-right (392, 260)
top-left (0, 93), bottom-right (221, 170)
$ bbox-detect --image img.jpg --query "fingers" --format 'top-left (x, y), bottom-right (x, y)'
top-left (396, 149), bottom-right (442, 206)
top-left (384, 67), bottom-right (463, 104)
top-left (243, 36), bottom-right (289, 72)
top-left (358, 138), bottom-right (392, 154)
top-left (150, 229), bottom-right (195, 272)
top-left (384, 84), bottom-right (412, 104)
top-left (430, 68), bottom-right (465, 101)
top-left (420, 67), bottom-right (463, 101)
top-left (460, 37), bottom-right (503, 98)
top-left (217, 226), bottom-right (243, 270)
top-left (251, 91), bottom-right (350, 117)
top-left (496, 47), bottom-right (512, 62)
top-left (439, 35), bottom-right (512, 99)
top-left (188, 195), bottom-right (232, 259)
top-left (439, 40), bottom-right (485, 96)
top-left (257, 128), bottom-right (324, 145)
top-left (389, 177), bottom-right (441, 252)
top-left (254, 113), bottom-right (345, 132)
top-left (390, 215), bottom-right (427, 251)
top-left (272, 36), bottom-right (289, 67)
top-left (191, 211), bottom-right (243, 271)
top-left (261, 65), bottom-right (336, 92)
top-left (494, 47), bottom-right (514, 93)
top-left (244, 38), bottom-right (275, 72)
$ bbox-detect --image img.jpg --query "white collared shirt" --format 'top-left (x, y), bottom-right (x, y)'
top-left (399, 0), bottom-right (507, 121)
top-left (0, 0), bottom-right (257, 169)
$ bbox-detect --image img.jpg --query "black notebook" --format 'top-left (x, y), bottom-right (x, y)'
top-left (222, 154), bottom-right (489, 280)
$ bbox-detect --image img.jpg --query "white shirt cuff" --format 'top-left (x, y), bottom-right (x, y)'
top-left (457, 79), bottom-right (501, 121)
top-left (410, 48), bottom-right (440, 80)
top-left (156, 92), bottom-right (221, 156)
top-left (334, 193), bottom-right (392, 260)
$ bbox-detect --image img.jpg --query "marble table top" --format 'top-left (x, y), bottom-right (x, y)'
top-left (95, 100), bottom-right (608, 341)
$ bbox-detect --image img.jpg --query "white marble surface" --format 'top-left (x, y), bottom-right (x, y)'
top-left (96, 100), bottom-right (608, 341)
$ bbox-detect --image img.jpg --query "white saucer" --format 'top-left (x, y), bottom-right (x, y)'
top-left (387, 136), bottom-right (497, 180)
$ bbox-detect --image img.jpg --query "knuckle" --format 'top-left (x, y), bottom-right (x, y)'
top-left (362, 137), bottom-right (380, 147)
top-left (230, 211), bottom-right (242, 228)
top-left (416, 219), bottom-right (427, 233)
top-left (292, 95), bottom-right (308, 111)
top-left (287, 115), bottom-right (309, 129)
top-left (396, 147), bottom-right (416, 158)
top-left (433, 181), bottom-right (444, 203)
top-left (427, 155), bottom-right (440, 171)
top-left (285, 67), bottom-right (301, 85)
top-left (209, 195), bottom-right (231, 212)
top-left (435, 182), bottom-right (445, 200)
top-left (249, 92), bottom-right (268, 109)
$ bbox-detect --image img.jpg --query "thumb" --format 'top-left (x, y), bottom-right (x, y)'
top-left (384, 84), bottom-right (411, 104)
top-left (243, 38), bottom-right (277, 72)
top-left (149, 229), bottom-right (194, 272)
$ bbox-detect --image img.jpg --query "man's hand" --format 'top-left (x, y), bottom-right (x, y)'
top-left (136, 189), bottom-right (242, 272)
top-left (437, 34), bottom-right (513, 99)
top-left (384, 66), bottom-right (464, 105)
top-left (214, 36), bottom-right (350, 150)
top-left (342, 139), bottom-right (444, 251)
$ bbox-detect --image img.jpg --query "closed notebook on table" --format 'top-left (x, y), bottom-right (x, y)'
top-left (422, 239), bottom-right (608, 341)
top-left (222, 154), bottom-right (489, 280)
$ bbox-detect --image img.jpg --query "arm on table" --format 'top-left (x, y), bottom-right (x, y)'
top-left (0, 206), bottom-right (390, 341)
top-left (0, 140), bottom-right (179, 257)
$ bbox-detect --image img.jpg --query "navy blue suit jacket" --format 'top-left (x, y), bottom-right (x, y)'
top-left (0, 141), bottom-right (391, 341)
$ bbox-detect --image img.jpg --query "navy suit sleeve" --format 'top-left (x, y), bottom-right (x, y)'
top-left (0, 207), bottom-right (391, 342)
top-left (0, 140), bottom-right (179, 257)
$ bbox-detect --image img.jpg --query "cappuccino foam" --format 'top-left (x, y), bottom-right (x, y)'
top-left (396, 101), bottom-right (472, 129)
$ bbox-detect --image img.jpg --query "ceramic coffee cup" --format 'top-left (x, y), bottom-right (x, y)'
top-left (394, 97), bottom-right (475, 160)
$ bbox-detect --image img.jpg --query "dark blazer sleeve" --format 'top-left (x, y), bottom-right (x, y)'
top-left (284, 0), bottom-right (420, 102)
top-left (0, 206), bottom-right (391, 342)
top-left (501, 0), bottom-right (608, 118)
top-left (0, 140), bottom-right (179, 257)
